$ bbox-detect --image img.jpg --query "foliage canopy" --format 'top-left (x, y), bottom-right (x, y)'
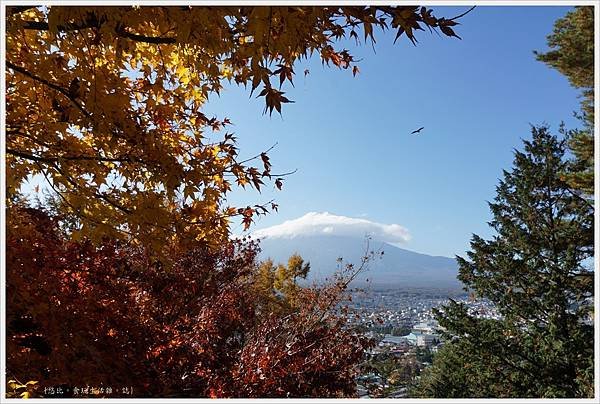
top-left (6, 206), bottom-right (373, 398)
top-left (6, 5), bottom-right (468, 256)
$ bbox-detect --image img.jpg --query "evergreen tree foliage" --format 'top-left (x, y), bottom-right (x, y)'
top-left (411, 339), bottom-right (506, 397)
top-left (562, 126), bottom-right (595, 196)
top-left (535, 6), bottom-right (594, 122)
top-left (535, 6), bottom-right (594, 195)
top-left (416, 126), bottom-right (594, 398)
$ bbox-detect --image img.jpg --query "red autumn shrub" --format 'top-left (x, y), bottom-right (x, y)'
top-left (6, 207), bottom-right (370, 398)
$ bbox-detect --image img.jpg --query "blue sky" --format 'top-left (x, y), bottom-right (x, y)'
top-left (201, 6), bottom-right (583, 258)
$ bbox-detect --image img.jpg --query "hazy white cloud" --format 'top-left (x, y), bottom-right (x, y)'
top-left (252, 212), bottom-right (411, 243)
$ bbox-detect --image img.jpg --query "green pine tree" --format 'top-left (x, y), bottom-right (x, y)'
top-left (535, 6), bottom-right (594, 195)
top-left (416, 126), bottom-right (594, 398)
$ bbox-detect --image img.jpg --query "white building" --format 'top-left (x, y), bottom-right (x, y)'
top-left (412, 320), bottom-right (439, 335)
top-left (416, 333), bottom-right (438, 347)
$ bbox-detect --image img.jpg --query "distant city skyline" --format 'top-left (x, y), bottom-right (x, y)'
top-left (202, 5), bottom-right (582, 258)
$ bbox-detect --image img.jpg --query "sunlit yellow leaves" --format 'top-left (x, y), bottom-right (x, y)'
top-left (176, 65), bottom-right (191, 86)
top-left (221, 66), bottom-right (234, 81)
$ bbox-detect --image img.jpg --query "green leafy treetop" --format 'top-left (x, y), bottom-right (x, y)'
top-left (416, 126), bottom-right (594, 398)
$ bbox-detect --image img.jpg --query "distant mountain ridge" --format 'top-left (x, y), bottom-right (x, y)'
top-left (257, 235), bottom-right (462, 289)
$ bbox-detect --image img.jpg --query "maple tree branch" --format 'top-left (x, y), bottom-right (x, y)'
top-left (6, 60), bottom-right (91, 118)
top-left (21, 17), bottom-right (178, 45)
top-left (269, 169), bottom-right (297, 177)
top-left (8, 132), bottom-right (54, 150)
top-left (37, 163), bottom-right (134, 237)
top-left (21, 19), bottom-right (98, 32)
top-left (6, 148), bottom-right (141, 164)
top-left (448, 5), bottom-right (477, 21)
top-left (237, 142), bottom-right (278, 165)
top-left (182, 199), bottom-right (276, 226)
top-left (116, 25), bottom-right (177, 44)
top-left (9, 145), bottom-right (292, 185)
top-left (48, 161), bottom-right (133, 215)
top-left (370, 5), bottom-right (475, 23)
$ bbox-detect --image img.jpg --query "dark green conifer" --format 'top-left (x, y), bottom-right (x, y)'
top-left (535, 6), bottom-right (594, 195)
top-left (417, 126), bottom-right (594, 398)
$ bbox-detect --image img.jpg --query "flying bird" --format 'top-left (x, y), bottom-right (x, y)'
top-left (410, 126), bottom-right (424, 135)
